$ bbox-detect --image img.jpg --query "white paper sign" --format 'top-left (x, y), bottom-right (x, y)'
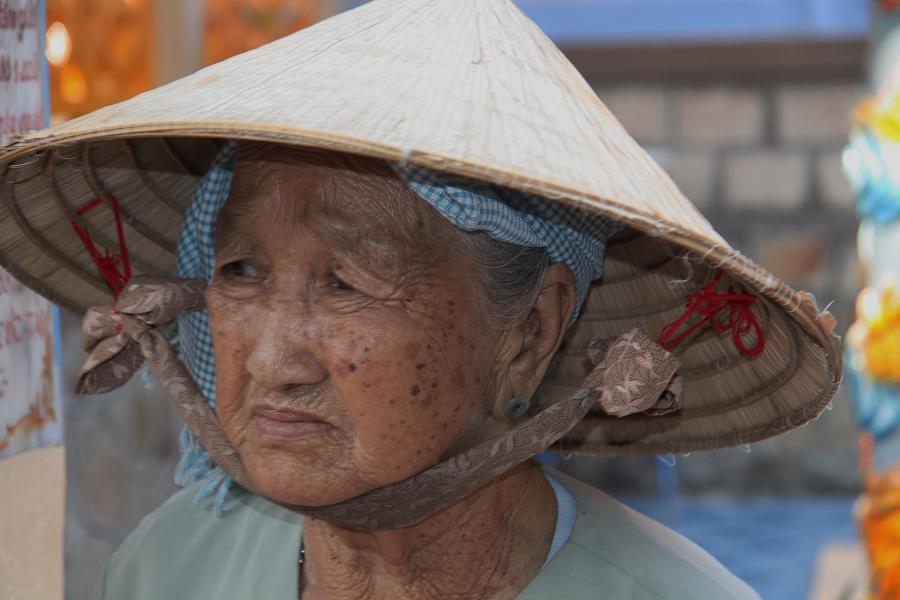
top-left (0, 0), bottom-right (43, 145)
top-left (0, 272), bottom-right (60, 456)
top-left (0, 0), bottom-right (60, 458)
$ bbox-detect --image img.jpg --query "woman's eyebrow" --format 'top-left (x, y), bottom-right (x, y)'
top-left (215, 205), bottom-right (249, 249)
top-left (324, 221), bottom-right (414, 274)
top-left (214, 235), bottom-right (256, 259)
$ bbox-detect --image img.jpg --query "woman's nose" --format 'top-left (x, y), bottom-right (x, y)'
top-left (244, 318), bottom-right (328, 392)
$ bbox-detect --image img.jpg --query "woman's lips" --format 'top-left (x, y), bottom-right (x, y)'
top-left (252, 406), bottom-right (331, 438)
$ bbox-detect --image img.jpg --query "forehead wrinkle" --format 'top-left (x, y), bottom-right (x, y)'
top-left (218, 143), bottom-right (470, 274)
top-left (217, 159), bottom-right (310, 247)
top-left (216, 165), bottom-right (413, 275)
top-left (319, 219), bottom-right (414, 275)
top-left (215, 233), bottom-right (256, 260)
top-left (313, 166), bottom-right (448, 272)
top-left (229, 141), bottom-right (440, 241)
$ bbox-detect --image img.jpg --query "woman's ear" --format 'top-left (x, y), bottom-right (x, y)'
top-left (491, 263), bottom-right (577, 418)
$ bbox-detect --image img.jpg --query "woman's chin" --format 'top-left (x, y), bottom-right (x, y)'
top-left (243, 460), bottom-right (363, 507)
top-left (249, 476), bottom-right (345, 507)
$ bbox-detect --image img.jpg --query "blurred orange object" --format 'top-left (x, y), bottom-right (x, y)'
top-left (204, 0), bottom-right (315, 65)
top-left (45, 0), bottom-right (329, 120)
top-left (859, 56), bottom-right (900, 141)
top-left (59, 64), bottom-right (87, 105)
top-left (46, 0), bottom-right (154, 119)
top-left (860, 434), bottom-right (900, 599)
top-left (873, 99), bottom-right (900, 142)
top-left (850, 283), bottom-right (900, 383)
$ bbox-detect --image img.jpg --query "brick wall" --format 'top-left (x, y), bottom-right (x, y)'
top-left (601, 81), bottom-right (859, 310)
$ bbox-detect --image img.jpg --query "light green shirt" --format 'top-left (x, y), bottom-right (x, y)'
top-left (93, 468), bottom-right (760, 599)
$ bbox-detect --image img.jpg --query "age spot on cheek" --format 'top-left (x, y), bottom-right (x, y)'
top-left (404, 342), bottom-right (421, 360)
top-left (410, 385), bottom-right (421, 396)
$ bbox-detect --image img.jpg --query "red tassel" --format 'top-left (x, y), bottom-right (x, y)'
top-left (69, 194), bottom-right (132, 296)
top-left (658, 271), bottom-right (765, 357)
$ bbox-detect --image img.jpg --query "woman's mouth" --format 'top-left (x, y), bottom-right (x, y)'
top-left (252, 406), bottom-right (332, 438)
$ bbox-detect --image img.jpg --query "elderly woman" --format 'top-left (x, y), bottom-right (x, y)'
top-left (0, 1), bottom-right (840, 599)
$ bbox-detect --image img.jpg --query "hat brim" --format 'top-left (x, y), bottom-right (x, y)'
top-left (0, 132), bottom-right (840, 455)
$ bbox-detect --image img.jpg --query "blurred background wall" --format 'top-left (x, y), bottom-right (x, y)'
top-left (51, 1), bottom-right (872, 599)
top-left (556, 19), bottom-right (866, 498)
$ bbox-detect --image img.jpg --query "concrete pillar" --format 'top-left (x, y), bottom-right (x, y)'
top-left (872, 0), bottom-right (900, 87)
top-left (154, 0), bottom-right (204, 85)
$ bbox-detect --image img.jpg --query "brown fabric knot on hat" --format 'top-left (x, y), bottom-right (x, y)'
top-left (76, 275), bottom-right (256, 493)
top-left (580, 326), bottom-right (683, 418)
top-left (77, 276), bottom-right (207, 395)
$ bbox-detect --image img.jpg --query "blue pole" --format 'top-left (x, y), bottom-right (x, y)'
top-left (655, 455), bottom-right (680, 526)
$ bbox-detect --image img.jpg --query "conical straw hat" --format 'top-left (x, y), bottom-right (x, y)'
top-left (0, 0), bottom-right (840, 454)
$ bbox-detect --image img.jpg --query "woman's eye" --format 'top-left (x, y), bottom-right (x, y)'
top-left (328, 273), bottom-right (360, 294)
top-left (219, 260), bottom-right (258, 279)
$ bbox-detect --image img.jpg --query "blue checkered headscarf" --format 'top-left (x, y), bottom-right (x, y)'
top-left (175, 142), bottom-right (619, 511)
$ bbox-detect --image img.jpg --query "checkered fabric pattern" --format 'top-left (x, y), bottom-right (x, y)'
top-left (175, 142), bottom-right (237, 402)
top-left (393, 164), bottom-right (621, 312)
top-left (173, 141), bottom-right (237, 509)
top-left (174, 143), bottom-right (619, 509)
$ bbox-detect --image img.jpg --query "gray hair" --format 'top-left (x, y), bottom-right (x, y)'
top-left (467, 233), bottom-right (560, 414)
top-left (465, 232), bottom-right (552, 330)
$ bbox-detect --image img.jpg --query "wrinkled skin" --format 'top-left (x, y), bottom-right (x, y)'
top-left (209, 145), bottom-right (511, 506)
top-left (207, 142), bottom-right (576, 599)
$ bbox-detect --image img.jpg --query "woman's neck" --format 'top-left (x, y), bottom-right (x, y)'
top-left (300, 461), bottom-right (557, 600)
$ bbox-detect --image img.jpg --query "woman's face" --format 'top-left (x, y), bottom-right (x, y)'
top-left (207, 145), bottom-right (510, 506)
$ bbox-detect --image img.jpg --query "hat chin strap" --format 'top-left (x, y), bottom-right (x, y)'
top-left (287, 393), bottom-right (592, 529)
top-left (77, 276), bottom-right (680, 530)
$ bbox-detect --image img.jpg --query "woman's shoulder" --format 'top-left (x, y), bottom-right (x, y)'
top-left (93, 485), bottom-right (302, 600)
top-left (520, 467), bottom-right (760, 600)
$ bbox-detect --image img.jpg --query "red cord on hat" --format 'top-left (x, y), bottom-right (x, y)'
top-left (69, 195), bottom-right (131, 296)
top-left (658, 271), bottom-right (765, 357)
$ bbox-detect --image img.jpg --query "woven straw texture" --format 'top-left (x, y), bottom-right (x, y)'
top-left (0, 0), bottom-right (841, 454)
